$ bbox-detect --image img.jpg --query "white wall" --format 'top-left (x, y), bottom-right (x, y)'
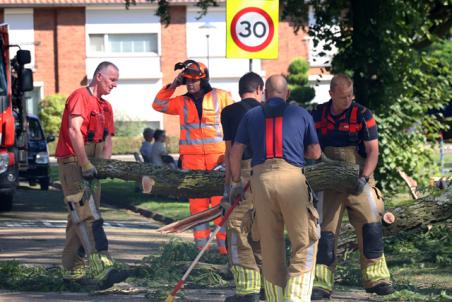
top-left (4, 9), bottom-right (35, 69)
top-left (85, 7), bottom-right (163, 125)
top-left (309, 74), bottom-right (332, 104)
top-left (103, 79), bottom-right (162, 123)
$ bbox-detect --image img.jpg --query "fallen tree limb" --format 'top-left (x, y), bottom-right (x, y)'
top-left (92, 157), bottom-right (359, 198)
top-left (336, 186), bottom-right (452, 258)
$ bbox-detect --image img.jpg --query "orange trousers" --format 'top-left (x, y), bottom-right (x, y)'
top-left (181, 153), bottom-right (227, 254)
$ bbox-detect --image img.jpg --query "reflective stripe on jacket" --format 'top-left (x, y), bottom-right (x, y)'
top-left (153, 86), bottom-right (234, 155)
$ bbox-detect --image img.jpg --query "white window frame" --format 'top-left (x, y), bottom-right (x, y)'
top-left (88, 32), bottom-right (159, 56)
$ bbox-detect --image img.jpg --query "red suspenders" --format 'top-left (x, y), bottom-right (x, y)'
top-left (265, 116), bottom-right (283, 159)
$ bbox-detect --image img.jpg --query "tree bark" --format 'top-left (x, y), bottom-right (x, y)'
top-left (92, 156), bottom-right (359, 198)
top-left (336, 186), bottom-right (452, 258)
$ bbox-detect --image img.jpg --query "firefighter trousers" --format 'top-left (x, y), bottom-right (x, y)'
top-left (181, 153), bottom-right (227, 254)
top-left (252, 159), bottom-right (320, 302)
top-left (227, 160), bottom-right (262, 295)
top-left (314, 146), bottom-right (391, 291)
top-left (58, 143), bottom-right (112, 275)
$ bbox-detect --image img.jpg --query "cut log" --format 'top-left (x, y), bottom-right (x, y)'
top-left (92, 156), bottom-right (359, 198)
top-left (336, 186), bottom-right (452, 258)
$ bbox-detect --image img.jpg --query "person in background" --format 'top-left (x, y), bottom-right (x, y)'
top-left (140, 127), bottom-right (154, 163)
top-left (151, 129), bottom-right (176, 169)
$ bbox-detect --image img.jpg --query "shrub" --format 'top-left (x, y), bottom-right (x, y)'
top-left (286, 58), bottom-right (316, 106)
top-left (38, 94), bottom-right (66, 136)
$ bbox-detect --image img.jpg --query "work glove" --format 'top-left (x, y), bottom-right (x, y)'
top-left (81, 161), bottom-right (98, 180)
top-left (229, 181), bottom-right (245, 204)
top-left (353, 176), bottom-right (368, 195)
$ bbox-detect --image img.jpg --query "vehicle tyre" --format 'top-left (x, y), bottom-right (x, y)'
top-left (0, 193), bottom-right (13, 212)
top-left (40, 178), bottom-right (50, 191)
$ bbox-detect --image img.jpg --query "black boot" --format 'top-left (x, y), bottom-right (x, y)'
top-left (97, 268), bottom-right (130, 290)
top-left (311, 287), bottom-right (331, 300)
top-left (365, 282), bottom-right (395, 295)
top-left (224, 293), bottom-right (260, 302)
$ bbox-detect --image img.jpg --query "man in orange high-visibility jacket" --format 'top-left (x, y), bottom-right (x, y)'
top-left (152, 60), bottom-right (234, 254)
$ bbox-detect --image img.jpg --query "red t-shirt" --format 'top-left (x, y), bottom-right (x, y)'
top-left (55, 87), bottom-right (115, 158)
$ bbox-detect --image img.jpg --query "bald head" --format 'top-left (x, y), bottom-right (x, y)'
top-left (265, 75), bottom-right (289, 100)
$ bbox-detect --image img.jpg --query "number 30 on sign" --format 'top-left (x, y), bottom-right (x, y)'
top-left (226, 0), bottom-right (279, 59)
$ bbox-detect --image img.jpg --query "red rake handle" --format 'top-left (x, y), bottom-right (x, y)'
top-left (166, 181), bottom-right (250, 300)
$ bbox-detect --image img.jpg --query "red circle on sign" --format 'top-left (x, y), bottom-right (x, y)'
top-left (230, 7), bottom-right (274, 52)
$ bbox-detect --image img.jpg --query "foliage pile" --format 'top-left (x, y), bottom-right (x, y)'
top-left (131, 239), bottom-right (229, 290)
top-left (334, 221), bottom-right (452, 301)
top-left (38, 94), bottom-right (66, 136)
top-left (0, 240), bottom-right (230, 297)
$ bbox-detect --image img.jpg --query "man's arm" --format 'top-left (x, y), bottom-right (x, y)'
top-left (229, 143), bottom-right (246, 183)
top-left (224, 140), bottom-right (232, 185)
top-left (152, 75), bottom-right (184, 115)
top-left (305, 143), bottom-right (321, 160)
top-left (68, 115), bottom-right (89, 166)
top-left (362, 139), bottom-right (379, 178)
top-left (102, 134), bottom-right (113, 159)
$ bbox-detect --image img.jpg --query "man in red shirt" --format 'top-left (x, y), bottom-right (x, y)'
top-left (56, 61), bottom-right (128, 289)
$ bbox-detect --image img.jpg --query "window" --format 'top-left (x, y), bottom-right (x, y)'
top-left (28, 118), bottom-right (43, 141)
top-left (89, 33), bottom-right (158, 54)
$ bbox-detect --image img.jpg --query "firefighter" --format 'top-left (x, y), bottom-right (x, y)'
top-left (221, 72), bottom-right (264, 302)
top-left (152, 60), bottom-right (234, 254)
top-left (55, 61), bottom-right (128, 288)
top-left (229, 75), bottom-right (321, 302)
top-left (310, 74), bottom-right (394, 299)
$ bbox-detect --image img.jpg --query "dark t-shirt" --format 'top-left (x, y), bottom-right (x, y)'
top-left (235, 98), bottom-right (319, 167)
top-left (311, 100), bottom-right (378, 157)
top-left (221, 98), bottom-right (261, 160)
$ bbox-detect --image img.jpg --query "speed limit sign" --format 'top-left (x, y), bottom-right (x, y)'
top-left (226, 0), bottom-right (278, 59)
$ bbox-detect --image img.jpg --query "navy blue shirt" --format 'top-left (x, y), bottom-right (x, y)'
top-left (311, 100), bottom-right (378, 157)
top-left (234, 98), bottom-right (319, 167)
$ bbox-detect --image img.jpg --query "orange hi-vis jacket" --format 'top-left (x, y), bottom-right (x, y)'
top-left (153, 86), bottom-right (234, 155)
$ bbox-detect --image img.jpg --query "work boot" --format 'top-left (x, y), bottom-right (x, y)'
top-left (96, 267), bottom-right (130, 290)
top-left (224, 293), bottom-right (260, 302)
top-left (88, 252), bottom-right (129, 290)
top-left (365, 282), bottom-right (395, 295)
top-left (311, 287), bottom-right (331, 300)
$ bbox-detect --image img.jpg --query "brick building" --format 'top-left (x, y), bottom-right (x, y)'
top-left (0, 0), bottom-right (334, 137)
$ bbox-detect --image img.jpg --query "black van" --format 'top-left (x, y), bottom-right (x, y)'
top-left (18, 115), bottom-right (55, 190)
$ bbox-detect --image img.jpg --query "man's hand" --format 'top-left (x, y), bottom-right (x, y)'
top-left (229, 181), bottom-right (244, 204)
top-left (81, 161), bottom-right (97, 180)
top-left (353, 176), bottom-right (368, 195)
top-left (168, 74), bottom-right (184, 89)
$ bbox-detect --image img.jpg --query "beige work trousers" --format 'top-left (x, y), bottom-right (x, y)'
top-left (58, 143), bottom-right (105, 270)
top-left (252, 159), bottom-right (319, 298)
top-left (227, 160), bottom-right (262, 295)
top-left (315, 146), bottom-right (390, 289)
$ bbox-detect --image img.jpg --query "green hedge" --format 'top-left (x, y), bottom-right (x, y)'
top-left (47, 136), bottom-right (180, 156)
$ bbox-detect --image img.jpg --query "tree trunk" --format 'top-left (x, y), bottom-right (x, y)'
top-left (336, 186), bottom-right (452, 258)
top-left (92, 156), bottom-right (359, 198)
